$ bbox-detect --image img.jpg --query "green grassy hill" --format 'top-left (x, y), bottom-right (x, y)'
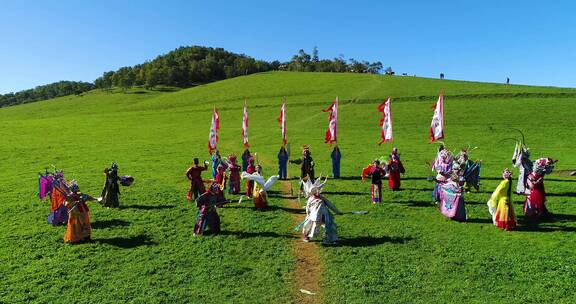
top-left (1, 72), bottom-right (575, 303)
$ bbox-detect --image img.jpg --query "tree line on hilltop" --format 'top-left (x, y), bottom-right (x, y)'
top-left (1, 46), bottom-right (389, 107)
top-left (0, 81), bottom-right (94, 108)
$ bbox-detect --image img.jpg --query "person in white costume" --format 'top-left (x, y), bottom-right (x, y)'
top-left (300, 176), bottom-right (342, 244)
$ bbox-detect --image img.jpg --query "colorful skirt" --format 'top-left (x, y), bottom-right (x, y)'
top-left (524, 188), bottom-right (546, 218)
top-left (494, 200), bottom-right (516, 230)
top-left (64, 204), bottom-right (91, 243)
top-left (439, 184), bottom-right (466, 222)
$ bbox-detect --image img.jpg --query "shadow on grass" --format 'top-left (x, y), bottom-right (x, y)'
top-left (335, 236), bottom-right (413, 247)
top-left (466, 218), bottom-right (493, 224)
top-left (92, 219), bottom-right (130, 229)
top-left (98, 234), bottom-right (156, 248)
top-left (219, 230), bottom-right (297, 239)
top-left (547, 192), bottom-right (576, 198)
top-left (120, 204), bottom-right (174, 210)
top-left (322, 191), bottom-right (365, 196)
top-left (515, 224), bottom-right (576, 233)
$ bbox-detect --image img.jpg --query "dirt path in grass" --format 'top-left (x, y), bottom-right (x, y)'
top-left (281, 181), bottom-right (323, 304)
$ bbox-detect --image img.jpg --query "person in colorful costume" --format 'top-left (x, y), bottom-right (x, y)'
top-left (245, 157), bottom-right (256, 197)
top-left (101, 162), bottom-right (121, 208)
top-left (277, 145), bottom-right (289, 180)
top-left (487, 168), bottom-right (516, 230)
top-left (58, 181), bottom-right (99, 244)
top-left (241, 165), bottom-right (279, 209)
top-left (362, 160), bottom-right (386, 204)
top-left (194, 182), bottom-right (229, 236)
top-left (299, 176), bottom-right (342, 244)
top-left (211, 149), bottom-right (222, 179)
top-left (438, 162), bottom-right (467, 222)
top-left (387, 148), bottom-right (405, 190)
top-left (512, 141), bottom-right (532, 195)
top-left (241, 148), bottom-right (251, 172)
top-left (186, 158), bottom-right (208, 201)
top-left (215, 163), bottom-right (227, 191)
top-left (331, 145), bottom-right (341, 179)
top-left (455, 148), bottom-right (481, 192)
top-left (431, 145), bottom-right (453, 203)
top-left (41, 170), bottom-right (68, 226)
top-left (227, 155), bottom-right (241, 194)
top-left (524, 157), bottom-right (556, 219)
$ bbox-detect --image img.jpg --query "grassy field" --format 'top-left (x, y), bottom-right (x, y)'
top-left (1, 71), bottom-right (575, 303)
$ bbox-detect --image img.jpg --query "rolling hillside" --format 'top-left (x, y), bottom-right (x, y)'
top-left (1, 72), bottom-right (575, 303)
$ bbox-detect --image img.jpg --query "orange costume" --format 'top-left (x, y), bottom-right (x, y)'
top-left (63, 190), bottom-right (97, 243)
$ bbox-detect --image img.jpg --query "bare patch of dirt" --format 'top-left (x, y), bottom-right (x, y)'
top-left (281, 181), bottom-right (322, 304)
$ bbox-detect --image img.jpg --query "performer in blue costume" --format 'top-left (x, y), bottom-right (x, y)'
top-left (278, 145), bottom-right (289, 180)
top-left (211, 149), bottom-right (221, 179)
top-left (331, 145), bottom-right (341, 179)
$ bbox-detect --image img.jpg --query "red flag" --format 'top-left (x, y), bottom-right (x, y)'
top-left (278, 99), bottom-right (287, 145)
top-left (242, 101), bottom-right (249, 148)
top-left (323, 97), bottom-right (338, 144)
top-left (429, 93), bottom-right (445, 142)
top-left (378, 97), bottom-right (393, 144)
top-left (208, 107), bottom-right (219, 154)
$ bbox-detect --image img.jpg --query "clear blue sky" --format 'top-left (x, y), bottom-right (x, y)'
top-left (1, 0), bottom-right (575, 93)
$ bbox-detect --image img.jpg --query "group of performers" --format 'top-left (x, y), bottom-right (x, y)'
top-left (39, 138), bottom-right (561, 245)
top-left (185, 145), bottom-right (343, 243)
top-left (38, 163), bottom-right (134, 243)
top-left (430, 142), bottom-right (557, 231)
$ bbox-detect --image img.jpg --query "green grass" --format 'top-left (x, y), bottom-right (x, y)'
top-left (1, 71), bottom-right (575, 303)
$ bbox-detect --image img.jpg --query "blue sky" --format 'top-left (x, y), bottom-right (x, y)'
top-left (1, 0), bottom-right (575, 93)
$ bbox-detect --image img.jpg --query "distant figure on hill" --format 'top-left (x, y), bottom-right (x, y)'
top-left (507, 77), bottom-right (510, 85)
top-left (331, 145), bottom-right (341, 179)
top-left (440, 73), bottom-right (445, 80)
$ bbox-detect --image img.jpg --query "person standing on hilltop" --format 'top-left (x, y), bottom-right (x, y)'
top-left (186, 158), bottom-right (209, 201)
top-left (331, 145), bottom-right (341, 179)
top-left (277, 145), bottom-right (289, 180)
